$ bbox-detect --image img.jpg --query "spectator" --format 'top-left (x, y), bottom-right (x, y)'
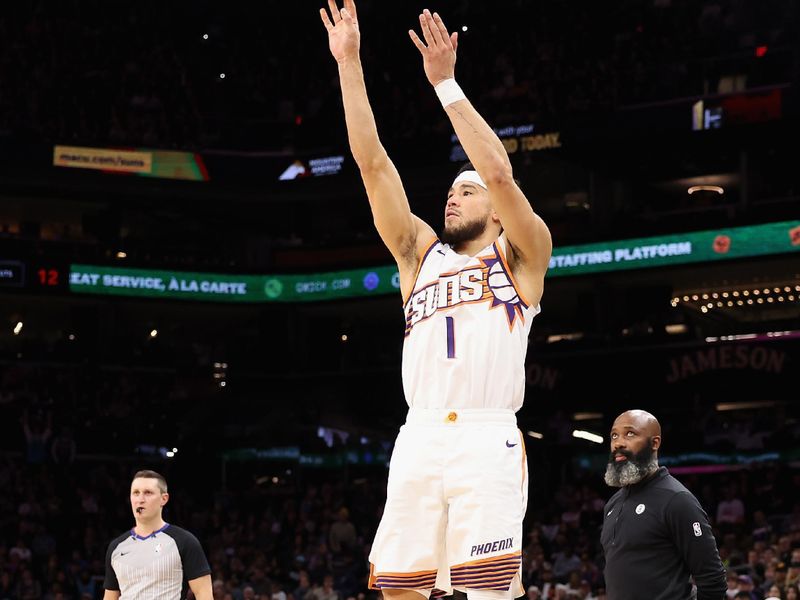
top-left (50, 429), bottom-right (76, 465)
top-left (717, 486), bottom-right (746, 527)
top-left (552, 546), bottom-right (581, 581)
top-left (736, 575), bottom-right (757, 600)
top-left (272, 581), bottom-right (288, 600)
top-left (15, 569), bottom-right (42, 600)
top-left (293, 571), bottom-right (313, 600)
top-left (310, 575), bottom-right (338, 600)
top-left (328, 508), bottom-right (357, 555)
top-left (22, 411), bottom-right (51, 465)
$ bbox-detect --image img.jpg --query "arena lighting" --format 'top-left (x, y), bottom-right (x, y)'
top-left (526, 431), bottom-right (544, 439)
top-left (13, 321), bottom-right (23, 335)
top-left (704, 331), bottom-right (797, 343)
top-left (665, 324), bottom-right (687, 334)
top-left (672, 282), bottom-right (800, 310)
top-left (202, 33), bottom-right (209, 40)
top-left (341, 334), bottom-right (348, 342)
top-left (716, 400), bottom-right (778, 412)
top-left (68, 334), bottom-right (76, 341)
top-left (573, 412), bottom-right (603, 421)
top-left (572, 430), bottom-right (603, 444)
top-left (546, 332), bottom-right (584, 343)
top-left (166, 451), bottom-right (175, 458)
top-left (115, 251), bottom-right (127, 259)
top-left (687, 185), bottom-right (724, 195)
top-left (149, 329), bottom-right (158, 338)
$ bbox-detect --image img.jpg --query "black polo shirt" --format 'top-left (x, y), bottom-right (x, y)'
top-left (601, 467), bottom-right (726, 600)
top-left (104, 523), bottom-right (211, 600)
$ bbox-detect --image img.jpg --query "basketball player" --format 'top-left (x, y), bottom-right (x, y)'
top-left (103, 470), bottom-right (213, 600)
top-left (320, 3), bottom-right (551, 600)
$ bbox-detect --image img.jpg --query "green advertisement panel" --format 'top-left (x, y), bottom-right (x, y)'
top-left (69, 221), bottom-right (800, 303)
top-left (69, 263), bottom-right (400, 303)
top-left (547, 220), bottom-right (800, 277)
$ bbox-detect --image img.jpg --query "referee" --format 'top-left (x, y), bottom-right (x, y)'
top-left (600, 410), bottom-right (726, 600)
top-left (103, 470), bottom-right (213, 600)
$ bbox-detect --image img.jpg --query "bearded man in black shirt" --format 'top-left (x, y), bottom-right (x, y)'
top-left (600, 410), bottom-right (726, 600)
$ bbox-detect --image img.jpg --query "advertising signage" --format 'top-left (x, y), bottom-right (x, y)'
top-left (68, 221), bottom-right (800, 303)
top-left (547, 220), bottom-right (800, 277)
top-left (69, 264), bottom-right (401, 303)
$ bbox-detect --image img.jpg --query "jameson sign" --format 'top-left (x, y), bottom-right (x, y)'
top-left (69, 264), bottom-right (400, 303)
top-left (665, 344), bottom-right (787, 383)
top-left (548, 220), bottom-right (800, 277)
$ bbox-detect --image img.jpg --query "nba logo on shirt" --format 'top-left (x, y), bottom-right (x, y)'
top-left (155, 543), bottom-right (162, 554)
top-left (692, 522), bottom-right (702, 537)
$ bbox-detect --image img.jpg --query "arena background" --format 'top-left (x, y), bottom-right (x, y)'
top-left (0, 1), bottom-right (798, 599)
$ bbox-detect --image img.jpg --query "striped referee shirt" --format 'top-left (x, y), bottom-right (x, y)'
top-left (104, 523), bottom-right (211, 600)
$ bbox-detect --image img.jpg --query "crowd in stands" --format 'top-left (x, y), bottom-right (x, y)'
top-left (1, 429), bottom-right (799, 599)
top-left (0, 0), bottom-right (792, 152)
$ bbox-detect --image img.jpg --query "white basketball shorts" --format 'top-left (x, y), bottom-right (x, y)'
top-left (368, 408), bottom-right (528, 598)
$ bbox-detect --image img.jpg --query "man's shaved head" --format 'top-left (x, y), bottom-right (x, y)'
top-left (605, 410), bottom-right (662, 487)
top-left (614, 410), bottom-right (662, 439)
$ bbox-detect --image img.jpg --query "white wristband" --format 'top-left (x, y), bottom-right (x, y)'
top-left (434, 78), bottom-right (466, 108)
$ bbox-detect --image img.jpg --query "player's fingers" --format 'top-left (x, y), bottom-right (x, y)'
top-left (451, 31), bottom-right (458, 53)
top-left (408, 29), bottom-right (427, 53)
top-left (432, 12), bottom-right (450, 46)
top-left (328, 0), bottom-right (341, 23)
top-left (341, 6), bottom-right (354, 24)
top-left (344, 0), bottom-right (358, 23)
top-left (320, 8), bottom-right (334, 31)
top-left (419, 11), bottom-right (437, 47)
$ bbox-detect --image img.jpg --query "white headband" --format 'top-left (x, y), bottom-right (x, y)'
top-left (452, 170), bottom-right (487, 190)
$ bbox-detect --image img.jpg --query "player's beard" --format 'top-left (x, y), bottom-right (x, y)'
top-left (604, 441), bottom-right (659, 487)
top-left (441, 214), bottom-right (489, 246)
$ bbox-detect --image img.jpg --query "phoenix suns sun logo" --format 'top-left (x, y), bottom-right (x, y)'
top-left (404, 243), bottom-right (528, 336)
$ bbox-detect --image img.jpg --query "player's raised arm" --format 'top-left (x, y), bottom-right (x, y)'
top-left (321, 0), bottom-right (435, 295)
top-left (409, 10), bottom-right (552, 305)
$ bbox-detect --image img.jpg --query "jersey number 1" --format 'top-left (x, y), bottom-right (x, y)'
top-left (445, 316), bottom-right (456, 359)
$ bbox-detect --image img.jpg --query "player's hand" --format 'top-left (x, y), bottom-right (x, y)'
top-left (320, 0), bottom-right (360, 64)
top-left (409, 9), bottom-right (458, 86)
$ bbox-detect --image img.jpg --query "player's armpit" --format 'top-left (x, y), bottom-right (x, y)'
top-left (102, 591), bottom-right (121, 600)
top-left (393, 215), bottom-right (438, 302)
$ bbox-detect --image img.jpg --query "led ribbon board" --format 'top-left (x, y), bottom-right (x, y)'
top-left (547, 220), bottom-right (800, 277)
top-left (69, 264), bottom-right (400, 302)
top-left (68, 221), bottom-right (800, 302)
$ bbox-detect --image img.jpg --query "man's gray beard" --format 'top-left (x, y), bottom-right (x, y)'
top-left (604, 457), bottom-right (659, 487)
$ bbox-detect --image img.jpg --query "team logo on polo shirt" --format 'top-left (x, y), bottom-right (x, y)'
top-left (693, 522), bottom-right (702, 537)
top-left (635, 504), bottom-right (646, 515)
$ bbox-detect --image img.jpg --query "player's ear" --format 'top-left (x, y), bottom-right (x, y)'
top-left (651, 436), bottom-right (661, 451)
top-left (161, 492), bottom-right (169, 507)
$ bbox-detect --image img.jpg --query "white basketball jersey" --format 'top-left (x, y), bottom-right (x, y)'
top-left (401, 235), bottom-right (541, 411)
